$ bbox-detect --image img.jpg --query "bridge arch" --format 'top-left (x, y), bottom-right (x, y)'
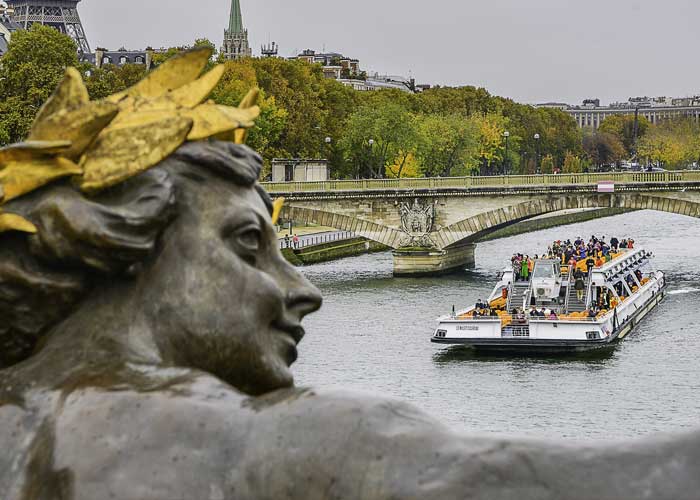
top-left (437, 193), bottom-right (700, 249)
top-left (281, 205), bottom-right (404, 249)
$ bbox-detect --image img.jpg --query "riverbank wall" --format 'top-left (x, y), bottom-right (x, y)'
top-left (282, 237), bottom-right (388, 266)
top-left (477, 208), bottom-right (632, 242)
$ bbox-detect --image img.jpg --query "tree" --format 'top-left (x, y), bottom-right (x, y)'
top-left (582, 129), bottom-right (625, 168)
top-left (340, 102), bottom-right (418, 179)
top-left (0, 24), bottom-right (78, 144)
top-left (473, 113), bottom-right (511, 175)
top-left (637, 118), bottom-right (700, 168)
top-left (599, 114), bottom-right (650, 156)
top-left (414, 114), bottom-right (480, 177)
top-left (562, 152), bottom-right (583, 173)
top-left (209, 60), bottom-right (288, 178)
top-left (540, 155), bottom-right (555, 174)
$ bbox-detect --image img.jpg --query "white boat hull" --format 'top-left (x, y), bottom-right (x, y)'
top-left (432, 271), bottom-right (666, 354)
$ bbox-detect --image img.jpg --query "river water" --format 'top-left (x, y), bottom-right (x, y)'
top-left (294, 210), bottom-right (700, 441)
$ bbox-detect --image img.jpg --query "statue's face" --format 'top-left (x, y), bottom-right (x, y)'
top-left (142, 171), bottom-right (321, 395)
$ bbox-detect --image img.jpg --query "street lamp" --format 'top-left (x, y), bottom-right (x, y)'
top-left (503, 131), bottom-right (510, 175)
top-left (366, 139), bottom-right (375, 179)
top-left (534, 133), bottom-right (541, 174)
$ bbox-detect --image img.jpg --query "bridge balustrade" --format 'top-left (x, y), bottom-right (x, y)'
top-left (262, 171), bottom-right (700, 193)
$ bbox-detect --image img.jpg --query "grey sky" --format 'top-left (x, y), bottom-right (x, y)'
top-left (80, 0), bottom-right (699, 105)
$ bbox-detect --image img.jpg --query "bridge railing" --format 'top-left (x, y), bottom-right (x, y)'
top-left (262, 170), bottom-right (700, 193)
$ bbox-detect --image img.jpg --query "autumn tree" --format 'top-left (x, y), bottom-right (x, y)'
top-left (637, 118), bottom-right (700, 168)
top-left (562, 152), bottom-right (583, 173)
top-left (599, 114), bottom-right (650, 156)
top-left (582, 129), bottom-right (626, 168)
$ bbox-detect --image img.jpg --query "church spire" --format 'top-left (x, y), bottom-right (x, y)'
top-left (222, 0), bottom-right (252, 60)
top-left (228, 0), bottom-right (244, 34)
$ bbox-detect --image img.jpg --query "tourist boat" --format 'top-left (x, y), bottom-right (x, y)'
top-left (431, 247), bottom-right (666, 353)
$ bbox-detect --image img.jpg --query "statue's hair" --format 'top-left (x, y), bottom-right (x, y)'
top-left (0, 141), bottom-right (268, 369)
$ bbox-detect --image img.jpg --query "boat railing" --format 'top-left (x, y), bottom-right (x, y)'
top-left (563, 265), bottom-right (574, 312)
top-left (448, 316), bottom-right (502, 322)
top-left (529, 316), bottom-right (600, 323)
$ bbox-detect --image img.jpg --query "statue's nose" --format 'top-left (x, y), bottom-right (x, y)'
top-left (285, 277), bottom-right (322, 319)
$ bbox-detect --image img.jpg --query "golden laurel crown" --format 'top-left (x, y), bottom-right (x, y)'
top-left (0, 46), bottom-right (284, 234)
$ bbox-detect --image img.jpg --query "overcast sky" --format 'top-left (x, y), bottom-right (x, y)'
top-left (80, 0), bottom-right (699, 105)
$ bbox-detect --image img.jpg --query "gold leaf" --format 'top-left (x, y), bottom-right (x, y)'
top-left (169, 64), bottom-right (226, 108)
top-left (183, 104), bottom-right (259, 141)
top-left (238, 88), bottom-right (260, 109)
top-left (28, 101), bottom-right (119, 161)
top-left (271, 197), bottom-right (285, 225)
top-left (109, 65), bottom-right (225, 122)
top-left (78, 116), bottom-right (193, 194)
top-left (32, 67), bottom-right (90, 127)
top-left (107, 47), bottom-right (213, 103)
top-left (234, 129), bottom-right (248, 145)
top-left (0, 157), bottom-right (82, 204)
top-left (0, 212), bottom-right (37, 234)
top-left (0, 141), bottom-right (72, 163)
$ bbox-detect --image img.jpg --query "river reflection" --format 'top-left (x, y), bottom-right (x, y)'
top-left (294, 211), bottom-right (700, 440)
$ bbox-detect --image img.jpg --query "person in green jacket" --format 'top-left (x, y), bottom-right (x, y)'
top-left (521, 257), bottom-right (530, 281)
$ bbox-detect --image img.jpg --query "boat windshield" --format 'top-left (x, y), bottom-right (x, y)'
top-left (532, 262), bottom-right (556, 279)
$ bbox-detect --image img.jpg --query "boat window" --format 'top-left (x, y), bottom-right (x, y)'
top-left (532, 263), bottom-right (555, 279)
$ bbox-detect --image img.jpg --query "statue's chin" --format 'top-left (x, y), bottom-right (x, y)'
top-left (217, 360), bottom-right (295, 397)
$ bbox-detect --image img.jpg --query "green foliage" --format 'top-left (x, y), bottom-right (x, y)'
top-left (582, 129), bottom-right (626, 167)
top-left (84, 64), bottom-right (147, 99)
top-left (9, 32), bottom-right (699, 180)
top-left (414, 114), bottom-right (480, 177)
top-left (562, 152), bottom-right (583, 173)
top-left (599, 114), bottom-right (650, 156)
top-left (340, 101), bottom-right (417, 179)
top-left (637, 117), bottom-right (700, 168)
top-left (540, 155), bottom-right (555, 174)
top-left (0, 24), bottom-right (78, 144)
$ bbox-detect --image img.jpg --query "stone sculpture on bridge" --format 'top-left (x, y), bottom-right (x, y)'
top-left (1, 49), bottom-right (700, 500)
top-left (399, 196), bottom-right (437, 247)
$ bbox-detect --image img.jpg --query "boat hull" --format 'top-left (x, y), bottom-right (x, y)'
top-left (432, 286), bottom-right (666, 354)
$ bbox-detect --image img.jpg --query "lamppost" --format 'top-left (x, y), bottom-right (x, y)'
top-left (503, 131), bottom-right (510, 175)
top-left (367, 138), bottom-right (375, 179)
top-left (534, 133), bottom-right (541, 174)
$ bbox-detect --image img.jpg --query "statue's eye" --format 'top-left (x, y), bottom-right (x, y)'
top-left (237, 227), bottom-right (262, 252)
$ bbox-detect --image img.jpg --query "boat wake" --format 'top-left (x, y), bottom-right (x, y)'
top-left (668, 288), bottom-right (700, 296)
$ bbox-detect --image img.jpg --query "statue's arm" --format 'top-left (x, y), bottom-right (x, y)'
top-left (236, 389), bottom-right (700, 500)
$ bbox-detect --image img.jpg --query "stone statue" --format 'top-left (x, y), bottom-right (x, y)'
top-left (1, 50), bottom-right (700, 500)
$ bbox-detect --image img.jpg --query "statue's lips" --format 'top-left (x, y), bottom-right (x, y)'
top-left (273, 320), bottom-right (306, 344)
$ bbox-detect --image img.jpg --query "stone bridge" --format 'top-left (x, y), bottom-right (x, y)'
top-left (262, 171), bottom-right (700, 275)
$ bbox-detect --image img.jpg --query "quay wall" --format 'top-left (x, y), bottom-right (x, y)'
top-left (282, 237), bottom-right (388, 266)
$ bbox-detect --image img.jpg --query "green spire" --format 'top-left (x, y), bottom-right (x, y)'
top-left (228, 0), bottom-right (244, 34)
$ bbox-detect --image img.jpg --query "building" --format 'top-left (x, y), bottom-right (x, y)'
top-left (272, 159), bottom-right (329, 183)
top-left (4, 0), bottom-right (90, 52)
top-left (294, 49), bottom-right (361, 79)
top-left (81, 47), bottom-right (155, 70)
top-left (292, 49), bottom-right (428, 93)
top-left (221, 0), bottom-right (251, 60)
top-left (538, 96), bottom-right (700, 129)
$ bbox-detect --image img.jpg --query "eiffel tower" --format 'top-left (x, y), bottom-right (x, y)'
top-left (5, 0), bottom-right (90, 53)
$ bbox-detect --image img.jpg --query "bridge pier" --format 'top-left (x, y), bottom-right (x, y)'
top-left (392, 244), bottom-right (475, 277)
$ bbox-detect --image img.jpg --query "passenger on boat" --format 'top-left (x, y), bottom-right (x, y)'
top-left (585, 256), bottom-right (595, 274)
top-left (574, 269), bottom-right (585, 301)
top-left (546, 309), bottom-right (558, 320)
top-left (521, 258), bottom-right (530, 281)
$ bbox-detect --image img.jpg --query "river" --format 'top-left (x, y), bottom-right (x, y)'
top-left (294, 210), bottom-right (700, 441)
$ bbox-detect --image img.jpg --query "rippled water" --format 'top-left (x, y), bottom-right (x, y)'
top-left (294, 210), bottom-right (700, 440)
